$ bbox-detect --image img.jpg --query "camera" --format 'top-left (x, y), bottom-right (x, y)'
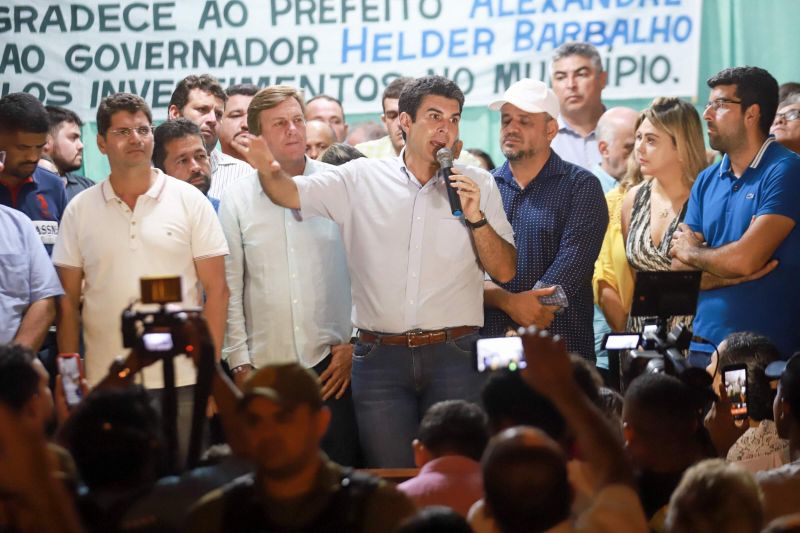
top-left (121, 277), bottom-right (200, 362)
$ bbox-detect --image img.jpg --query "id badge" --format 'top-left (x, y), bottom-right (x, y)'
top-left (32, 220), bottom-right (59, 245)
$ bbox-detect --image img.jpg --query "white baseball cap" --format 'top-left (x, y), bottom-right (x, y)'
top-left (489, 79), bottom-right (560, 119)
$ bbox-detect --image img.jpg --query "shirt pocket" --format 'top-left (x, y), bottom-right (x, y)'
top-left (434, 218), bottom-right (472, 260)
top-left (0, 254), bottom-right (30, 301)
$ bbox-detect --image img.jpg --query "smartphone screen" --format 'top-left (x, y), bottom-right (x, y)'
top-left (57, 355), bottom-right (83, 407)
top-left (603, 333), bottom-right (641, 350)
top-left (142, 332), bottom-right (174, 352)
top-left (723, 365), bottom-right (748, 420)
top-left (476, 337), bottom-right (525, 372)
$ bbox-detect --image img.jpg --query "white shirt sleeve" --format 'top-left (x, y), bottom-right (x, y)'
top-left (218, 190), bottom-right (251, 369)
top-left (51, 198), bottom-right (83, 269)
top-left (295, 163), bottom-right (357, 225)
top-left (188, 188), bottom-right (229, 260)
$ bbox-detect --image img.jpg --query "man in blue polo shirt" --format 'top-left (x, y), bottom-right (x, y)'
top-left (671, 67), bottom-right (800, 362)
top-left (0, 93), bottom-right (67, 255)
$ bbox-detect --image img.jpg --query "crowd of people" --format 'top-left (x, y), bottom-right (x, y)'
top-left (1, 37), bottom-right (800, 532)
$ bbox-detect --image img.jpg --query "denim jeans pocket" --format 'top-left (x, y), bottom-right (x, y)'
top-left (450, 332), bottom-right (479, 356)
top-left (352, 341), bottom-right (377, 361)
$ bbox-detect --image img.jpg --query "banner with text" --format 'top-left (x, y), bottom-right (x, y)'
top-left (1, 0), bottom-right (703, 120)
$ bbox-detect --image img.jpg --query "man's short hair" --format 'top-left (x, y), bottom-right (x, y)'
top-left (45, 105), bottom-right (83, 133)
top-left (152, 118), bottom-right (203, 172)
top-left (225, 83), bottom-right (260, 98)
top-left (62, 387), bottom-right (163, 490)
top-left (0, 93), bottom-right (50, 134)
top-left (551, 41), bottom-right (604, 72)
top-left (398, 76), bottom-right (465, 122)
top-left (624, 373), bottom-right (703, 445)
top-left (247, 85), bottom-right (305, 136)
top-left (396, 506), bottom-right (473, 533)
top-left (719, 332), bottom-right (781, 422)
top-left (665, 459), bottom-right (763, 533)
top-left (169, 74), bottom-right (227, 112)
top-left (96, 93), bottom-right (152, 137)
top-left (481, 370), bottom-right (566, 439)
top-left (483, 430), bottom-right (572, 532)
top-left (383, 77), bottom-right (414, 106)
top-left (319, 143), bottom-right (365, 166)
top-left (779, 82), bottom-right (800, 104)
top-left (0, 344), bottom-right (40, 413)
top-left (417, 400), bottom-right (489, 461)
top-left (306, 94), bottom-right (345, 114)
top-left (707, 66), bottom-right (779, 137)
top-left (780, 93), bottom-right (800, 108)
top-left (780, 353), bottom-right (800, 425)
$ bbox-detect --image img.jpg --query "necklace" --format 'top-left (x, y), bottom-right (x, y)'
top-left (658, 206), bottom-right (671, 219)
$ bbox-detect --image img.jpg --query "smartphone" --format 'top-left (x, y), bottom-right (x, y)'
top-left (476, 336), bottom-right (525, 372)
top-left (722, 363), bottom-right (748, 420)
top-left (142, 331), bottom-right (174, 352)
top-left (602, 333), bottom-right (642, 350)
top-left (642, 323), bottom-right (658, 336)
top-left (57, 354), bottom-right (83, 407)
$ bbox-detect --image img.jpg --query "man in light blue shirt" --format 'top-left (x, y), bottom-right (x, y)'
top-left (219, 85), bottom-right (358, 466)
top-left (592, 107), bottom-right (638, 194)
top-left (0, 204), bottom-right (63, 350)
top-left (550, 42), bottom-right (607, 171)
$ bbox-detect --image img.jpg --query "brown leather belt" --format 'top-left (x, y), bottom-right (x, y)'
top-left (358, 326), bottom-right (479, 348)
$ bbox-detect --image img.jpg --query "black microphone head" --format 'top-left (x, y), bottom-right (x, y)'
top-left (436, 147), bottom-right (453, 169)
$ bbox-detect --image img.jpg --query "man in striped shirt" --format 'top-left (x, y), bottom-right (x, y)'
top-left (168, 74), bottom-right (251, 201)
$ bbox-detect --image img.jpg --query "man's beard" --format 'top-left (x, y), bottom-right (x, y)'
top-left (503, 147), bottom-right (536, 161)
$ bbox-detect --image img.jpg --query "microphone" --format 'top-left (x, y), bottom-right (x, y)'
top-left (436, 147), bottom-right (463, 217)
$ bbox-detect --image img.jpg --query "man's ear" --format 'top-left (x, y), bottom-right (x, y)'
top-left (96, 133), bottom-right (107, 155)
top-left (622, 421), bottom-right (635, 447)
top-left (598, 69), bottom-right (609, 90)
top-left (744, 102), bottom-right (761, 130)
top-left (546, 117), bottom-right (559, 142)
top-left (42, 133), bottom-right (54, 155)
top-left (598, 139), bottom-right (610, 158)
top-left (167, 104), bottom-right (181, 120)
top-left (412, 439), bottom-right (433, 468)
top-left (399, 112), bottom-right (412, 139)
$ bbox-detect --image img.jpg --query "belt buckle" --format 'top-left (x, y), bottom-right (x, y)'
top-left (406, 330), bottom-right (430, 348)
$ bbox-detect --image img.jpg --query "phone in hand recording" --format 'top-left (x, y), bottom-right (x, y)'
top-left (142, 331), bottom-right (175, 352)
top-left (722, 363), bottom-right (748, 420)
top-left (57, 353), bottom-right (83, 407)
top-left (601, 333), bottom-right (642, 351)
top-left (476, 336), bottom-right (525, 372)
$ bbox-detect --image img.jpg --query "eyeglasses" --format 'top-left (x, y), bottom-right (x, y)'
top-left (704, 98), bottom-right (743, 112)
top-left (774, 109), bottom-right (800, 123)
top-left (109, 126), bottom-right (153, 138)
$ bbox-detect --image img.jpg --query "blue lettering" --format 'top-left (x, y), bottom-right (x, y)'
top-left (539, 23), bottom-right (558, 50)
top-left (372, 32), bottom-right (392, 61)
top-left (514, 20), bottom-right (535, 52)
top-left (665, 0), bottom-right (682, 5)
top-left (519, 0), bottom-right (536, 14)
top-left (541, 0), bottom-right (559, 13)
top-left (609, 19), bottom-right (629, 47)
top-left (650, 15), bottom-right (671, 43)
top-left (498, 0), bottom-right (514, 16)
top-left (474, 28), bottom-right (495, 55)
top-left (341, 27), bottom-right (366, 63)
top-left (563, 0), bottom-right (587, 12)
top-left (448, 28), bottom-right (468, 57)
top-left (398, 31), bottom-right (417, 60)
top-left (672, 15), bottom-right (692, 42)
top-left (633, 18), bottom-right (650, 44)
top-left (562, 21), bottom-right (581, 42)
top-left (584, 20), bottom-right (608, 46)
top-left (469, 0), bottom-right (492, 18)
top-left (422, 30), bottom-right (444, 58)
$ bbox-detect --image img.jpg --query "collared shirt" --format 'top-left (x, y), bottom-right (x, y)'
top-left (591, 164), bottom-right (618, 194)
top-left (356, 135), bottom-right (489, 168)
top-left (397, 455), bottom-right (483, 517)
top-left (64, 172), bottom-right (96, 204)
top-left (209, 149), bottom-right (253, 201)
top-left (0, 166), bottom-right (67, 254)
top-left (0, 205), bottom-right (63, 344)
top-left (52, 169), bottom-right (229, 387)
top-left (685, 137), bottom-right (800, 357)
top-left (551, 115), bottom-right (601, 171)
top-left (220, 158), bottom-right (352, 370)
top-left (295, 151), bottom-right (515, 333)
top-left (484, 152), bottom-right (608, 359)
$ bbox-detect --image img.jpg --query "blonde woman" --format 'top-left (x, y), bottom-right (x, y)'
top-left (621, 98), bottom-right (707, 332)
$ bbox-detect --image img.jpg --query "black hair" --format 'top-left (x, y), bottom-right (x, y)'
top-left (780, 352), bottom-right (800, 425)
top-left (395, 507), bottom-right (473, 533)
top-left (0, 92), bottom-right (50, 134)
top-left (152, 118), bottom-right (203, 171)
top-left (625, 373), bottom-right (703, 442)
top-left (96, 93), bottom-right (152, 136)
top-left (62, 387), bottom-right (163, 490)
top-left (45, 105), bottom-right (84, 132)
top-left (225, 83), bottom-right (259, 98)
top-left (0, 344), bottom-right (40, 412)
top-left (707, 67), bottom-right (779, 137)
top-left (720, 332), bottom-right (781, 421)
top-left (383, 76), bottom-right (414, 104)
top-left (778, 81), bottom-right (800, 104)
top-left (483, 442), bottom-right (571, 533)
top-left (466, 148), bottom-right (496, 171)
top-left (417, 400), bottom-right (489, 461)
top-left (169, 74), bottom-right (226, 111)
top-left (398, 75), bottom-right (464, 122)
top-left (481, 370), bottom-right (566, 440)
top-left (319, 143), bottom-right (365, 166)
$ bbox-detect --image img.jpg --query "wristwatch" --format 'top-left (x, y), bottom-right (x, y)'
top-left (231, 363), bottom-right (254, 375)
top-left (465, 211), bottom-right (488, 230)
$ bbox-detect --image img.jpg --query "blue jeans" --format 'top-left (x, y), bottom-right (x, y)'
top-left (351, 332), bottom-right (485, 467)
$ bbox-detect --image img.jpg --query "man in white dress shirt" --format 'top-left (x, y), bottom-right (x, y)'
top-left (219, 85), bottom-right (359, 465)
top-left (237, 76), bottom-right (517, 467)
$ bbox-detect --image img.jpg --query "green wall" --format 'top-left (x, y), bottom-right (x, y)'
top-left (78, 0), bottom-right (800, 180)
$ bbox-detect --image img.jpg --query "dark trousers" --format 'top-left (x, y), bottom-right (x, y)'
top-left (313, 353), bottom-right (362, 467)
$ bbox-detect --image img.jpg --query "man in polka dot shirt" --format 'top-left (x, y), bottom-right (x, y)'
top-left (483, 79), bottom-right (608, 360)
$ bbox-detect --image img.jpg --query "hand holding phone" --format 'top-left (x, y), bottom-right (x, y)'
top-left (533, 282), bottom-right (568, 312)
top-left (476, 337), bottom-right (525, 372)
top-left (57, 354), bottom-right (84, 408)
top-left (722, 364), bottom-right (748, 420)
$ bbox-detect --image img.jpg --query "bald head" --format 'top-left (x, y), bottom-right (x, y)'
top-left (305, 119), bottom-right (336, 160)
top-left (596, 106), bottom-right (638, 180)
top-left (483, 426), bottom-right (572, 532)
